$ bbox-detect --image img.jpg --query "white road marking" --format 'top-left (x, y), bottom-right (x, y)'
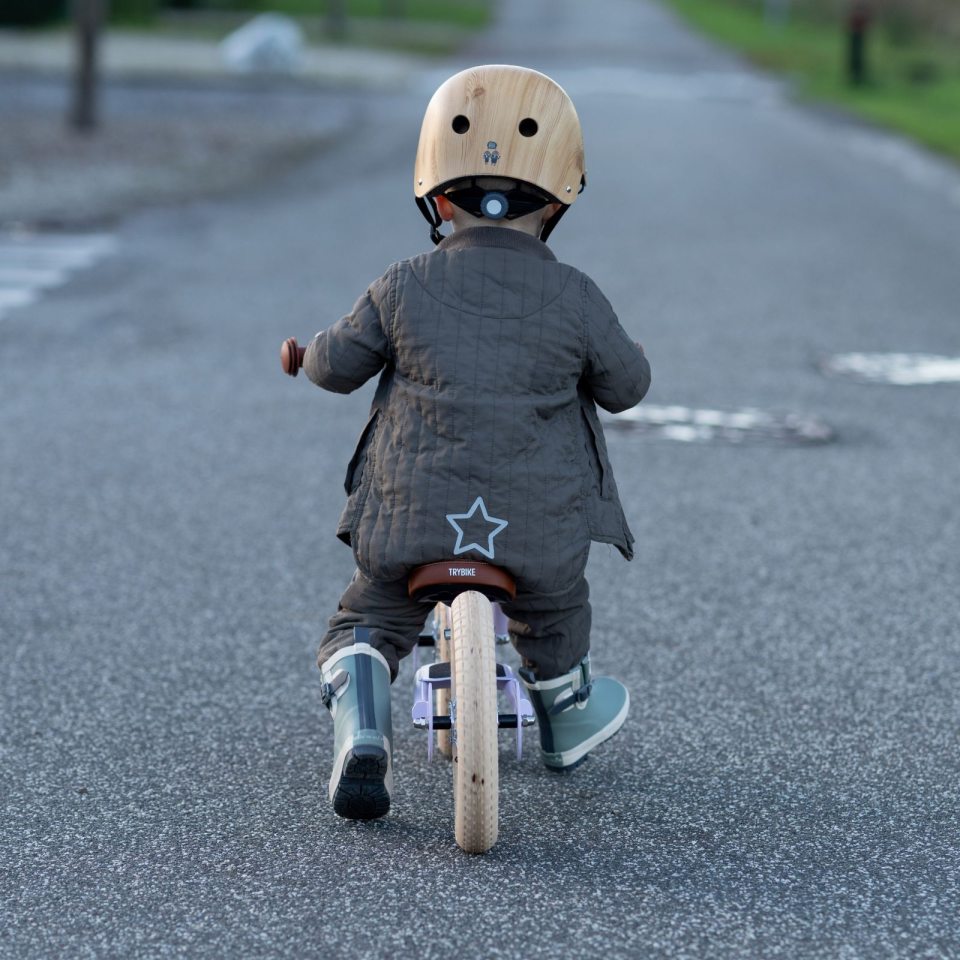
top-left (0, 289), bottom-right (38, 309)
top-left (0, 267), bottom-right (69, 288)
top-left (605, 404), bottom-right (834, 444)
top-left (0, 232), bottom-right (115, 321)
top-left (821, 353), bottom-right (960, 385)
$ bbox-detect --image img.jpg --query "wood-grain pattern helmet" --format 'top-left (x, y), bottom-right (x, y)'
top-left (414, 64), bottom-right (586, 244)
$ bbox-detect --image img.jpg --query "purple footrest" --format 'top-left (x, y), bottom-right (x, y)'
top-left (412, 661), bottom-right (535, 761)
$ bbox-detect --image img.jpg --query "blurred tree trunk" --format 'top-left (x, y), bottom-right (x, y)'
top-left (71, 0), bottom-right (104, 132)
top-left (846, 0), bottom-right (872, 86)
top-left (327, 0), bottom-right (347, 39)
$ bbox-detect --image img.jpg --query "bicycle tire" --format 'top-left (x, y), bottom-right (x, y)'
top-left (451, 591), bottom-right (499, 854)
top-left (434, 603), bottom-right (453, 759)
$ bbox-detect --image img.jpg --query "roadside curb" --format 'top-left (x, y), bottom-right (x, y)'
top-left (0, 28), bottom-right (429, 92)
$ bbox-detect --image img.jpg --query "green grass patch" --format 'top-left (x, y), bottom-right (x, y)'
top-left (136, 1), bottom-right (491, 55)
top-left (662, 0), bottom-right (960, 163)
top-left (160, 0), bottom-right (490, 29)
top-left (268, 0), bottom-right (489, 29)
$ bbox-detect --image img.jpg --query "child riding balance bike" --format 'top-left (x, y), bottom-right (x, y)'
top-left (281, 64), bottom-right (651, 851)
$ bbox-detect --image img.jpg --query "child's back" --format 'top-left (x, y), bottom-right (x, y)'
top-left (306, 226), bottom-right (647, 595)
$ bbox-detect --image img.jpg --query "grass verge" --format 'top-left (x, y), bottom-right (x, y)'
top-left (240, 0), bottom-right (491, 29)
top-left (662, 0), bottom-right (960, 163)
top-left (139, 1), bottom-right (491, 56)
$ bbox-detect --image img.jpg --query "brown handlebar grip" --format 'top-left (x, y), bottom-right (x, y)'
top-left (281, 337), bottom-right (306, 377)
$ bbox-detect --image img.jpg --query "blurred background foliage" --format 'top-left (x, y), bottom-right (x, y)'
top-left (665, 0), bottom-right (960, 162)
top-left (0, 0), bottom-right (490, 27)
top-left (0, 0), bottom-right (491, 55)
top-left (677, 0), bottom-right (960, 41)
top-left (1, 0), bottom-right (68, 26)
top-left (160, 0), bottom-right (489, 24)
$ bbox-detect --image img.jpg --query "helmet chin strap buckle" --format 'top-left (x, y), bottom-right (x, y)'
top-left (480, 192), bottom-right (509, 220)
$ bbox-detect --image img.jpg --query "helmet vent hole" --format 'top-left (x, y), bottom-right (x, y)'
top-left (452, 115), bottom-right (470, 134)
top-left (518, 118), bottom-right (538, 137)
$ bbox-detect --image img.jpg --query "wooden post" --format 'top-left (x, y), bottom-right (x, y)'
top-left (846, 1), bottom-right (872, 86)
top-left (327, 0), bottom-right (347, 39)
top-left (71, 0), bottom-right (104, 132)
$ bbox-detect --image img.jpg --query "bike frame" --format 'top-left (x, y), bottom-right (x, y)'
top-left (411, 602), bottom-right (534, 761)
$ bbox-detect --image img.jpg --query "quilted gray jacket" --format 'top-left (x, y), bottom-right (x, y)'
top-left (304, 227), bottom-right (650, 595)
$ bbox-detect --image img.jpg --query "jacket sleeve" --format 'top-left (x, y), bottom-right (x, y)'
top-left (302, 268), bottom-right (393, 394)
top-left (581, 275), bottom-right (651, 413)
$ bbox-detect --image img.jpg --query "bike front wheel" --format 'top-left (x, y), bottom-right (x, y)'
top-left (450, 591), bottom-right (499, 854)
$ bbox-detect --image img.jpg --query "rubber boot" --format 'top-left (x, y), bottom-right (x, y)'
top-left (520, 656), bottom-right (628, 771)
top-left (319, 638), bottom-right (393, 820)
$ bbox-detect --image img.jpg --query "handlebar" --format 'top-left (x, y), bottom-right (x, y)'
top-left (281, 337), bottom-right (306, 377)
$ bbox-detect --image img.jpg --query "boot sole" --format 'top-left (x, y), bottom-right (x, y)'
top-left (331, 744), bottom-right (391, 821)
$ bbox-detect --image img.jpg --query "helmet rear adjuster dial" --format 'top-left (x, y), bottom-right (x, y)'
top-left (480, 192), bottom-right (509, 220)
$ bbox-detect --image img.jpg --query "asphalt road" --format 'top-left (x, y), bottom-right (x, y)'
top-left (3, 1), bottom-right (959, 957)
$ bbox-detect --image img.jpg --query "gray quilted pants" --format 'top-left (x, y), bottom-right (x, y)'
top-left (318, 569), bottom-right (591, 681)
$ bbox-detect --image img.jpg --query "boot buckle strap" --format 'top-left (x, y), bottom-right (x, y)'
top-left (320, 670), bottom-right (349, 709)
top-left (549, 681), bottom-right (593, 715)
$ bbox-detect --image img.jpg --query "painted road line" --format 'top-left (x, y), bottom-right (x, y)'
top-left (0, 289), bottom-right (38, 309)
top-left (0, 241), bottom-right (114, 268)
top-left (821, 353), bottom-right (960, 385)
top-left (604, 404), bottom-right (834, 445)
top-left (0, 232), bottom-right (115, 321)
top-left (0, 267), bottom-right (69, 288)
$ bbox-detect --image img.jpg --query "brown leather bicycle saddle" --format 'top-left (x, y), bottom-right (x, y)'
top-left (407, 561), bottom-right (517, 604)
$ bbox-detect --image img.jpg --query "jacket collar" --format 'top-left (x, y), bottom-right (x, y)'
top-left (436, 226), bottom-right (557, 262)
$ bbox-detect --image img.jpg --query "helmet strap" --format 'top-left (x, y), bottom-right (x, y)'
top-left (416, 195), bottom-right (445, 245)
top-left (539, 204), bottom-right (567, 243)
top-left (539, 174), bottom-right (585, 242)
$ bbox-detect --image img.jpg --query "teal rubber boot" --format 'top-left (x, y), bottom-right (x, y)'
top-left (320, 638), bottom-right (393, 820)
top-left (520, 656), bottom-right (629, 771)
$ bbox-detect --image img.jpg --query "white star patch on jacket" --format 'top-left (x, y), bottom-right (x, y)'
top-left (446, 497), bottom-right (509, 560)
